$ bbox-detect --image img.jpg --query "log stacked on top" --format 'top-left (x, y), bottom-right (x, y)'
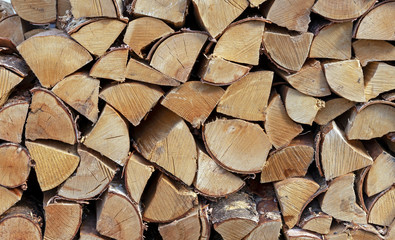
top-left (0, 0), bottom-right (394, 239)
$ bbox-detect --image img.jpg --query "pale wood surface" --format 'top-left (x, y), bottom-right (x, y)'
top-left (312, 0), bottom-right (376, 21)
top-left (353, 40), bottom-right (395, 66)
top-left (0, 100), bottom-right (29, 143)
top-left (90, 47), bottom-right (129, 82)
top-left (11, 0), bottom-right (56, 23)
top-left (0, 143), bottom-right (30, 188)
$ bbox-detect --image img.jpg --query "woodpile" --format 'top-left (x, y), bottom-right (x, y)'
top-left (0, 0), bottom-right (394, 239)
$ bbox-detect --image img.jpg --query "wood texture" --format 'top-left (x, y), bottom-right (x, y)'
top-left (312, 0), bottom-right (376, 21)
top-left (0, 187), bottom-right (22, 216)
top-left (11, 0), bottom-right (56, 23)
top-left (90, 47), bottom-right (129, 82)
top-left (353, 40), bottom-right (395, 67)
top-left (0, 143), bottom-right (30, 188)
top-left (70, 0), bottom-right (118, 18)
top-left (364, 62), bottom-right (395, 101)
top-left (0, 100), bottom-right (29, 143)
top-left (314, 98), bottom-right (355, 125)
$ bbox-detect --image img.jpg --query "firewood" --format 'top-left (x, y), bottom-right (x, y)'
top-left (262, 30), bottom-right (313, 72)
top-left (142, 173), bottom-right (198, 223)
top-left (124, 152), bottom-right (155, 203)
top-left (52, 72), bottom-right (100, 123)
top-left (125, 58), bottom-right (181, 86)
top-left (320, 121), bottom-right (373, 180)
top-left (350, 229), bottom-right (382, 240)
top-left (0, 15), bottom-right (24, 46)
top-left (387, 220), bottom-right (395, 240)
top-left (366, 186), bottom-right (395, 226)
top-left (132, 106), bottom-right (197, 185)
top-left (261, 135), bottom-right (314, 183)
top-left (354, 1), bottom-right (395, 41)
top-left (211, 192), bottom-right (259, 240)
top-left (364, 62), bottom-right (395, 101)
top-left (79, 210), bottom-right (110, 240)
top-left (0, 66), bottom-right (23, 107)
top-left (323, 224), bottom-right (349, 240)
top-left (213, 18), bottom-right (265, 65)
top-left (0, 99), bottom-right (29, 143)
top-left (24, 29), bottom-right (46, 39)
top-left (0, 201), bottom-right (43, 239)
top-left (274, 59), bottom-right (331, 97)
top-left (11, 0), bottom-right (56, 23)
top-left (314, 98), bottom-right (355, 126)
top-left (345, 102), bottom-right (395, 140)
top-left (69, 0), bottom-right (119, 18)
top-left (281, 86), bottom-right (325, 125)
top-left (312, 0), bottom-right (375, 21)
top-left (309, 22), bottom-right (353, 60)
top-left (264, 0), bottom-right (315, 32)
top-left (355, 167), bottom-right (370, 212)
top-left (191, 0), bottom-right (249, 38)
top-left (383, 133), bottom-right (395, 153)
top-left (161, 81), bottom-right (224, 127)
top-left (57, 146), bottom-right (117, 200)
top-left (194, 146), bottom-right (244, 197)
top-left (198, 54), bottom-right (251, 86)
top-left (149, 31), bottom-right (208, 83)
top-left (0, 143), bottom-right (30, 188)
top-left (320, 173), bottom-right (367, 224)
top-left (298, 201), bottom-right (332, 235)
top-left (17, 29), bottom-right (92, 88)
top-left (0, 1), bottom-right (13, 20)
top-left (57, 0), bottom-right (71, 17)
top-left (264, 93), bottom-right (303, 149)
top-left (123, 17), bottom-right (174, 58)
top-left (25, 88), bottom-right (77, 145)
top-left (82, 104), bottom-right (130, 166)
top-left (90, 47), bottom-right (128, 82)
top-left (217, 71), bottom-right (273, 121)
top-left (284, 228), bottom-right (322, 240)
top-left (0, 54), bottom-right (29, 78)
top-left (26, 140), bottom-right (80, 191)
top-left (96, 182), bottom-right (143, 239)
top-left (353, 40), bottom-right (395, 67)
top-left (68, 19), bottom-right (126, 57)
top-left (0, 186), bottom-right (22, 216)
top-left (203, 118), bottom-right (271, 173)
top-left (249, 0), bottom-right (266, 7)
top-left (323, 59), bottom-right (365, 102)
top-left (274, 177), bottom-right (320, 228)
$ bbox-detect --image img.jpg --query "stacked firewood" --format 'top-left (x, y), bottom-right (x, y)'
top-left (0, 0), bottom-right (394, 239)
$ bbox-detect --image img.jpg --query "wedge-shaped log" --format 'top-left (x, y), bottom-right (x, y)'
top-left (143, 174), bottom-right (198, 223)
top-left (367, 186), bottom-right (395, 226)
top-left (133, 106), bottom-right (197, 185)
top-left (161, 81), bottom-right (224, 127)
top-left (0, 99), bottom-right (29, 143)
top-left (312, 0), bottom-right (375, 21)
top-left (353, 40), bottom-right (395, 66)
top-left (0, 187), bottom-right (22, 216)
top-left (364, 62), bottom-right (395, 101)
top-left (314, 98), bottom-right (355, 126)
top-left (70, 0), bottom-right (119, 18)
top-left (79, 210), bottom-right (109, 239)
top-left (0, 143), bottom-right (30, 188)
top-left (83, 104), bottom-right (130, 166)
top-left (150, 32), bottom-right (208, 83)
top-left (90, 47), bottom-right (128, 82)
top-left (213, 19), bottom-right (265, 65)
top-left (11, 0), bottom-right (56, 23)
top-left (298, 201), bottom-right (332, 235)
top-left (204, 118), bottom-right (271, 174)
top-left (17, 29), bottom-right (92, 88)
top-left (0, 67), bottom-right (23, 107)
top-left (217, 71), bottom-right (273, 121)
top-left (0, 2), bottom-right (14, 20)
top-left (0, 15), bottom-right (24, 46)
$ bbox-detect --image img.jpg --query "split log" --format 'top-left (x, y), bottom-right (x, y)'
top-left (383, 133), bottom-right (395, 153)
top-left (52, 72), bottom-right (100, 123)
top-left (142, 173), bottom-right (198, 223)
top-left (125, 58), bottom-right (181, 86)
top-left (309, 22), bottom-right (353, 60)
top-left (211, 192), bottom-right (259, 240)
top-left (345, 102), bottom-right (395, 140)
top-left (264, 0), bottom-right (315, 32)
top-left (90, 47), bottom-right (129, 82)
top-left (0, 186), bottom-right (22, 216)
top-left (216, 71), bottom-right (273, 121)
top-left (323, 224), bottom-right (349, 240)
top-left (312, 0), bottom-right (376, 21)
top-left (262, 30), bottom-right (313, 72)
top-left (68, 19), bottom-right (126, 57)
top-left (0, 143), bottom-right (31, 188)
top-left (149, 31), bottom-right (208, 83)
top-left (274, 177), bottom-right (320, 228)
top-left (355, 167), bottom-right (370, 212)
top-left (364, 62), bottom-right (395, 101)
top-left (314, 98), bottom-right (355, 126)
top-left (194, 146), bottom-right (245, 197)
top-left (82, 104), bottom-right (130, 166)
top-left (161, 81), bottom-right (224, 127)
top-left (25, 88), bottom-right (77, 145)
top-left (0, 66), bottom-right (23, 107)
top-left (354, 1), bottom-right (395, 41)
top-left (274, 59), bottom-right (331, 97)
top-left (96, 182), bottom-right (143, 239)
top-left (124, 152), bottom-right (155, 203)
top-left (11, 0), bottom-right (56, 23)
top-left (367, 186), bottom-right (395, 226)
top-left (349, 228), bottom-right (382, 240)
top-left (203, 118), bottom-right (272, 174)
top-left (281, 86), bottom-right (325, 125)
top-left (191, 0), bottom-right (249, 38)
top-left (131, 0), bottom-right (188, 27)
top-left (57, 146), bottom-right (117, 200)
top-left (26, 140), bottom-right (80, 191)
top-left (264, 93), bottom-right (303, 149)
top-left (298, 201), bottom-right (332, 235)
top-left (0, 1), bottom-right (13, 20)
top-left (353, 40), bottom-right (395, 67)
top-left (284, 228), bottom-right (322, 240)
top-left (123, 17), bottom-right (174, 58)
top-left (387, 220), bottom-right (395, 240)
top-left (249, 0), bottom-right (266, 7)
top-left (69, 0), bottom-right (119, 18)
top-left (99, 82), bottom-right (163, 126)
top-left (0, 99), bottom-right (29, 143)
top-left (260, 135), bottom-right (314, 183)
top-left (320, 121), bottom-right (373, 180)
top-left (17, 29), bottom-right (92, 88)
top-left (213, 18), bottom-right (265, 65)
top-left (0, 15), bottom-right (24, 46)
top-left (0, 54), bottom-right (29, 78)
top-left (79, 210), bottom-right (110, 240)
top-left (132, 106), bottom-right (197, 185)
top-left (24, 29), bottom-right (46, 39)
top-left (320, 173), bottom-right (367, 224)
